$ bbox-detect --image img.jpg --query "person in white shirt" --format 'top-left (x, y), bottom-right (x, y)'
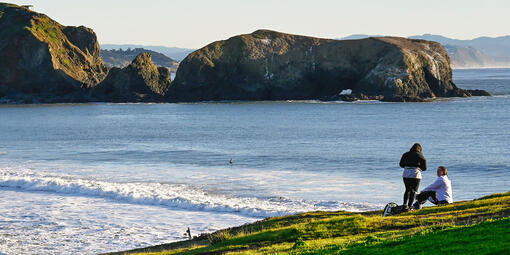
top-left (413, 166), bottom-right (453, 209)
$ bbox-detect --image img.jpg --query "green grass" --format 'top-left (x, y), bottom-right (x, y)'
top-left (0, 4), bottom-right (73, 69)
top-left (31, 16), bottom-right (61, 44)
top-left (104, 192), bottom-right (510, 255)
top-left (27, 14), bottom-right (87, 75)
top-left (339, 217), bottom-right (510, 255)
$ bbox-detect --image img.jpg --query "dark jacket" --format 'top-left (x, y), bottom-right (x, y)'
top-left (399, 149), bottom-right (427, 171)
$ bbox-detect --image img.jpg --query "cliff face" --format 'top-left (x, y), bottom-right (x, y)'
top-left (90, 53), bottom-right (171, 102)
top-left (171, 30), bottom-right (470, 102)
top-left (0, 4), bottom-right (490, 104)
top-left (0, 3), bottom-right (107, 102)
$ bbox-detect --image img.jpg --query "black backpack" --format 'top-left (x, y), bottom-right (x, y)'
top-left (383, 202), bottom-right (406, 216)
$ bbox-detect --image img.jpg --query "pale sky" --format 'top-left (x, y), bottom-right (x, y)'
top-left (6, 0), bottom-right (510, 48)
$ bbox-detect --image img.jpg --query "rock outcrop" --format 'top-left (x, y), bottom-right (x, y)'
top-left (171, 30), bottom-right (483, 102)
top-left (0, 4), bottom-right (491, 104)
top-left (101, 48), bottom-right (179, 73)
top-left (90, 53), bottom-right (171, 102)
top-left (0, 3), bottom-right (107, 103)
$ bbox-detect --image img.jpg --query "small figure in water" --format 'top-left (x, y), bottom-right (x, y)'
top-left (186, 227), bottom-right (192, 240)
top-left (229, 158), bottom-right (233, 165)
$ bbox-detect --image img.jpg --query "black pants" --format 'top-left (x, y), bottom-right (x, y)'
top-left (416, 191), bottom-right (449, 205)
top-left (403, 178), bottom-right (420, 207)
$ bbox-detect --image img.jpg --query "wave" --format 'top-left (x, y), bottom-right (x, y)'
top-left (0, 169), bottom-right (379, 218)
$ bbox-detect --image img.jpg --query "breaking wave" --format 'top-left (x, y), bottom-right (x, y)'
top-left (0, 168), bottom-right (379, 218)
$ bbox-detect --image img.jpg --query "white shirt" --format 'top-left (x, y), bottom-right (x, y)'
top-left (423, 175), bottom-right (453, 203)
top-left (403, 167), bottom-right (422, 179)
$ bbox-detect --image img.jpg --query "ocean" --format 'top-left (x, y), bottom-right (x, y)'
top-left (0, 68), bottom-right (509, 254)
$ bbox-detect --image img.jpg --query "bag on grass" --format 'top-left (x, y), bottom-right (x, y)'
top-left (383, 202), bottom-right (405, 217)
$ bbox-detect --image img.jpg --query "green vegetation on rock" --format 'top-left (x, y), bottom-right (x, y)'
top-left (30, 15), bottom-right (60, 44)
top-left (0, 2), bottom-right (107, 102)
top-left (106, 192), bottom-right (510, 255)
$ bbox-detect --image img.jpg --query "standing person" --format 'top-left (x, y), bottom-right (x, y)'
top-left (399, 143), bottom-right (427, 211)
top-left (413, 166), bottom-right (453, 209)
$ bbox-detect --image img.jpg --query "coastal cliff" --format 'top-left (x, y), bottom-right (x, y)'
top-left (0, 3), bottom-right (107, 102)
top-left (170, 30), bottom-right (474, 102)
top-left (0, 4), bottom-right (490, 103)
top-left (90, 53), bottom-right (171, 102)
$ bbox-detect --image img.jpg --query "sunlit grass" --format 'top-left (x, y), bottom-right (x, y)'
top-left (106, 192), bottom-right (510, 255)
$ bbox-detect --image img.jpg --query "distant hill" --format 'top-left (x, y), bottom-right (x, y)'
top-left (341, 34), bottom-right (384, 40)
top-left (443, 45), bottom-right (496, 68)
top-left (100, 48), bottom-right (179, 72)
top-left (101, 44), bottom-right (195, 61)
top-left (340, 34), bottom-right (510, 68)
top-left (409, 34), bottom-right (510, 61)
top-left (409, 34), bottom-right (510, 68)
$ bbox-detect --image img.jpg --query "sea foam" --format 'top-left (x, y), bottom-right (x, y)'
top-left (0, 168), bottom-right (378, 218)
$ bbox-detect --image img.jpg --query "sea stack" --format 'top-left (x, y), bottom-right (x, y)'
top-left (90, 53), bottom-right (172, 102)
top-left (170, 30), bottom-right (475, 102)
top-left (0, 3), bottom-right (107, 103)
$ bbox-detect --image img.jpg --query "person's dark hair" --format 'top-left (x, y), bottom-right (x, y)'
top-left (438, 166), bottom-right (448, 175)
top-left (410, 143), bottom-right (422, 153)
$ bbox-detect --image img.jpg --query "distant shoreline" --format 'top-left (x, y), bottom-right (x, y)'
top-left (453, 66), bottom-right (510, 70)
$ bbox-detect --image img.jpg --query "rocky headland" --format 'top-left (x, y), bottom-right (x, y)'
top-left (0, 3), bottom-right (107, 103)
top-left (90, 53), bottom-right (171, 102)
top-left (171, 30), bottom-right (483, 102)
top-left (0, 3), bottom-right (490, 104)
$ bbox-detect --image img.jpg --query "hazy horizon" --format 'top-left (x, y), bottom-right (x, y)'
top-left (100, 32), bottom-right (510, 49)
top-left (5, 0), bottom-right (510, 48)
